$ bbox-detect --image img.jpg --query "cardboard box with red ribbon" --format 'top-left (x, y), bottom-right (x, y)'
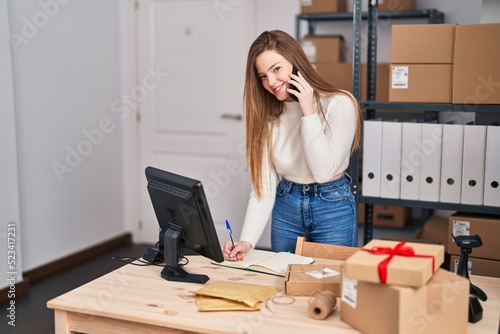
top-left (344, 239), bottom-right (444, 288)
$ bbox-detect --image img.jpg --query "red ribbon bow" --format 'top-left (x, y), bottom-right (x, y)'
top-left (361, 241), bottom-right (436, 284)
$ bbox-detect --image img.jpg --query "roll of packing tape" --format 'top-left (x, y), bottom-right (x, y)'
top-left (308, 291), bottom-right (337, 320)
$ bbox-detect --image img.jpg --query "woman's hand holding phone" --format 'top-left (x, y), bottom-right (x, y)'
top-left (288, 66), bottom-right (315, 116)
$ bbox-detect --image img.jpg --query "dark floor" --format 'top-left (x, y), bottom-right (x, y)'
top-left (1, 243), bottom-right (153, 334)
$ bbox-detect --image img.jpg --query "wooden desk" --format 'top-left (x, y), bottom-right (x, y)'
top-left (47, 256), bottom-right (500, 334)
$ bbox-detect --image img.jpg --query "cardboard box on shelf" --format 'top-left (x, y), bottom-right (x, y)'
top-left (450, 255), bottom-right (500, 279)
top-left (378, 0), bottom-right (415, 12)
top-left (314, 61), bottom-right (390, 101)
top-left (301, 35), bottom-right (345, 63)
top-left (285, 262), bottom-right (343, 296)
top-left (358, 203), bottom-right (411, 228)
top-left (416, 213), bottom-right (450, 251)
top-left (300, 0), bottom-right (347, 14)
top-left (345, 239), bottom-right (444, 287)
top-left (390, 24), bottom-right (457, 64)
top-left (447, 212), bottom-right (500, 261)
top-left (452, 23), bottom-right (500, 104)
top-left (389, 64), bottom-right (453, 103)
top-left (340, 268), bottom-right (469, 334)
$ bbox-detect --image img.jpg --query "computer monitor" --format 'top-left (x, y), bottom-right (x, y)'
top-left (145, 166), bottom-right (224, 284)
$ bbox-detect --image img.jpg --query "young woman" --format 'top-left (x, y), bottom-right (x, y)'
top-left (223, 30), bottom-right (363, 261)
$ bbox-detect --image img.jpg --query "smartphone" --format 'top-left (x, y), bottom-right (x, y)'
top-left (289, 66), bottom-right (299, 102)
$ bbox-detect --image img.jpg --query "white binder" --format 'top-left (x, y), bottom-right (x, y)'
top-left (418, 123), bottom-right (442, 202)
top-left (461, 125), bottom-right (487, 205)
top-left (484, 125), bottom-right (500, 207)
top-left (380, 121), bottom-right (402, 199)
top-left (439, 124), bottom-right (464, 203)
top-left (400, 122), bottom-right (422, 200)
top-left (362, 120), bottom-right (383, 197)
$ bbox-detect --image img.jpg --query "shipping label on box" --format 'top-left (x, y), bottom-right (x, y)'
top-left (345, 239), bottom-right (444, 288)
top-left (285, 263), bottom-right (342, 296)
top-left (391, 66), bottom-right (409, 89)
top-left (341, 269), bottom-right (470, 334)
top-left (389, 64), bottom-right (453, 103)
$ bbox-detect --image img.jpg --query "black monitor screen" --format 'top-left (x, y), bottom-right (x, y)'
top-left (145, 166), bottom-right (224, 283)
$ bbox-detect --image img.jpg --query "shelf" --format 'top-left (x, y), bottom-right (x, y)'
top-left (295, 9), bottom-right (444, 39)
top-left (359, 196), bottom-right (500, 215)
top-left (361, 102), bottom-right (500, 113)
top-left (297, 9), bottom-right (444, 23)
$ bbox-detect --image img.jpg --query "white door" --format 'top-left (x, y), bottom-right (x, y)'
top-left (136, 0), bottom-right (254, 246)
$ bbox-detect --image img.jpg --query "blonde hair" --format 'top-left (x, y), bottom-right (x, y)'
top-left (244, 30), bottom-right (363, 198)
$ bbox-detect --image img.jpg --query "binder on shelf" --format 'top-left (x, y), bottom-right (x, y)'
top-left (461, 125), bottom-right (487, 205)
top-left (439, 124), bottom-right (464, 204)
top-left (362, 120), bottom-right (383, 197)
top-left (400, 122), bottom-right (422, 200)
top-left (484, 125), bottom-right (500, 207)
top-left (418, 123), bottom-right (442, 202)
top-left (380, 121), bottom-right (402, 199)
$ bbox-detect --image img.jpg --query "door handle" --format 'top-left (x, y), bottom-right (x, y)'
top-left (220, 114), bottom-right (242, 121)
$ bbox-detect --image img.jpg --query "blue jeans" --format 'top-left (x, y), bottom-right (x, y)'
top-left (271, 173), bottom-right (357, 253)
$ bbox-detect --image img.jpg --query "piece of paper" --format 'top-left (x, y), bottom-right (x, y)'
top-left (306, 268), bottom-right (340, 279)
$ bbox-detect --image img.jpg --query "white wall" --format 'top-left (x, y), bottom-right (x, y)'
top-left (8, 0), bottom-right (128, 271)
top-left (481, 0), bottom-right (500, 23)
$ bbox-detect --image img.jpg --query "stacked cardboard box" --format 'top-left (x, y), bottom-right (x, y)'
top-left (447, 212), bottom-right (500, 278)
top-left (301, 35), bottom-right (390, 101)
top-left (389, 24), bottom-right (456, 103)
top-left (357, 202), bottom-right (411, 228)
top-left (300, 0), bottom-right (347, 14)
top-left (341, 239), bottom-right (470, 334)
top-left (452, 23), bottom-right (500, 104)
top-left (389, 22), bottom-right (500, 104)
top-left (378, 0), bottom-right (415, 12)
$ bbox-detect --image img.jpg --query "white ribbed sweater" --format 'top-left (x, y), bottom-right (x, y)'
top-left (239, 93), bottom-right (358, 247)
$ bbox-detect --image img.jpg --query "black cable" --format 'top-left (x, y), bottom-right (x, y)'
top-left (112, 256), bottom-right (164, 267)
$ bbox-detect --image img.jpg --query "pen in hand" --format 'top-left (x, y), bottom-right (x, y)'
top-left (226, 219), bottom-right (235, 250)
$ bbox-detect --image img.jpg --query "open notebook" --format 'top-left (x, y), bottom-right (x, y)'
top-left (212, 249), bottom-right (314, 277)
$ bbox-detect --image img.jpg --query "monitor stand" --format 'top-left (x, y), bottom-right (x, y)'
top-left (160, 224), bottom-right (209, 284)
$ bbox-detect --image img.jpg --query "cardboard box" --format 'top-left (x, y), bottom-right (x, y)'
top-left (450, 255), bottom-right (500, 279)
top-left (452, 23), bottom-right (500, 104)
top-left (416, 213), bottom-right (450, 251)
top-left (390, 24), bottom-right (456, 64)
top-left (378, 0), bottom-right (415, 12)
top-left (345, 239), bottom-right (445, 287)
top-left (447, 212), bottom-right (500, 261)
top-left (300, 0), bottom-right (347, 14)
top-left (358, 203), bottom-right (411, 228)
top-left (341, 268), bottom-right (470, 334)
top-left (315, 61), bottom-right (390, 101)
top-left (301, 35), bottom-right (345, 63)
top-left (285, 263), bottom-right (342, 296)
top-left (389, 64), bottom-right (453, 103)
